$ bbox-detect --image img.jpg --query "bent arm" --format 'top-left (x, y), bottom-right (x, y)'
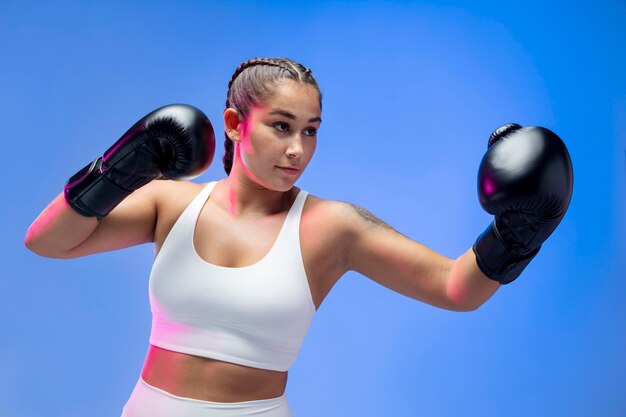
top-left (446, 247), bottom-right (499, 311)
top-left (24, 181), bottom-right (159, 259)
top-left (25, 192), bottom-right (97, 257)
top-left (341, 202), bottom-right (499, 312)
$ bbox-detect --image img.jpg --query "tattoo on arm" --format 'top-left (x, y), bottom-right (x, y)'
top-left (350, 204), bottom-right (394, 231)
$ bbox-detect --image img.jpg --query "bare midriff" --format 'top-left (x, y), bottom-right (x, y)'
top-left (141, 344), bottom-right (288, 402)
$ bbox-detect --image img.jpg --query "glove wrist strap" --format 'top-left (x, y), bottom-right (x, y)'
top-left (472, 221), bottom-right (540, 284)
top-left (63, 157), bottom-right (132, 220)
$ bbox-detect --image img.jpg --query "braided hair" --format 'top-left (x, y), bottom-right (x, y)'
top-left (223, 57), bottom-right (322, 175)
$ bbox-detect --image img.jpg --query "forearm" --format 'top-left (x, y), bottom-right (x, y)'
top-left (24, 191), bottom-right (98, 257)
top-left (445, 247), bottom-right (500, 311)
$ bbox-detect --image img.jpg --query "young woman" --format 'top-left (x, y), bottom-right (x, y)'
top-left (24, 57), bottom-right (573, 417)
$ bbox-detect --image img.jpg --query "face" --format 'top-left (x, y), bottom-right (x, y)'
top-left (231, 79), bottom-right (322, 192)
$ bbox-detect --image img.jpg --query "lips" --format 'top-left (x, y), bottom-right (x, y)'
top-left (277, 166), bottom-right (300, 175)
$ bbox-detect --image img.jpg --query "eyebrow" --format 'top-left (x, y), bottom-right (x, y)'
top-left (268, 109), bottom-right (322, 123)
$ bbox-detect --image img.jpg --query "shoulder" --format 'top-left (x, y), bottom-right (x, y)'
top-left (300, 193), bottom-right (402, 273)
top-left (302, 193), bottom-right (390, 239)
top-left (302, 193), bottom-right (349, 221)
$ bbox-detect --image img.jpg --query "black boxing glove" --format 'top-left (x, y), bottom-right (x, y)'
top-left (472, 123), bottom-right (574, 284)
top-left (64, 104), bottom-right (215, 219)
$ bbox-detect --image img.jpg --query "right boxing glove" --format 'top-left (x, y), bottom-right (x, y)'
top-left (64, 104), bottom-right (215, 219)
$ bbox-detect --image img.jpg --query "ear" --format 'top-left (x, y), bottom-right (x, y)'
top-left (224, 108), bottom-right (242, 143)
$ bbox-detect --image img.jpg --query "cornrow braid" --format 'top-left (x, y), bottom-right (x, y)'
top-left (225, 58), bottom-right (297, 109)
top-left (222, 57), bottom-right (321, 175)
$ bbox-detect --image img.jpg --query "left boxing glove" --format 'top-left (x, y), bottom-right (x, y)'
top-left (472, 123), bottom-right (574, 284)
top-left (64, 104), bottom-right (215, 219)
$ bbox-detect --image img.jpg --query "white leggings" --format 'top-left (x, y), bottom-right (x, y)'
top-left (121, 377), bottom-right (294, 417)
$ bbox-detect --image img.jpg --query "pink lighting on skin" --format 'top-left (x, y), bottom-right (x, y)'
top-left (24, 193), bottom-right (93, 256)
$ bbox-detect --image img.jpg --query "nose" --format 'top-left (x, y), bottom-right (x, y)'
top-left (286, 136), bottom-right (304, 158)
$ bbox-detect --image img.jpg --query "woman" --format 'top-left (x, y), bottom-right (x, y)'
top-left (24, 57), bottom-right (573, 417)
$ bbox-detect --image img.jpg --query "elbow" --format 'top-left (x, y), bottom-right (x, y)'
top-left (451, 299), bottom-right (485, 312)
top-left (24, 224), bottom-right (45, 255)
top-left (24, 234), bottom-right (67, 259)
top-left (24, 237), bottom-right (50, 258)
top-left (26, 246), bottom-right (71, 259)
top-left (443, 261), bottom-right (490, 312)
top-left (24, 231), bottom-right (42, 255)
top-left (441, 294), bottom-right (486, 312)
top-left (445, 288), bottom-right (491, 312)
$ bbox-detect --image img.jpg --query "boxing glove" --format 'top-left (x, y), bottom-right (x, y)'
top-left (64, 104), bottom-right (215, 219)
top-left (472, 123), bottom-right (574, 284)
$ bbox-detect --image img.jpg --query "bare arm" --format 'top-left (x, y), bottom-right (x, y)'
top-left (24, 102), bottom-right (219, 260)
top-left (25, 192), bottom-right (98, 257)
top-left (341, 203), bottom-right (499, 312)
top-left (445, 247), bottom-right (500, 311)
top-left (24, 181), bottom-right (159, 259)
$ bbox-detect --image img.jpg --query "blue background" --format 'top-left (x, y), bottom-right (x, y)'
top-left (2, 1), bottom-right (625, 416)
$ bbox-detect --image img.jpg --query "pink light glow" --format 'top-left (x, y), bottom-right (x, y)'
top-left (483, 176), bottom-right (495, 196)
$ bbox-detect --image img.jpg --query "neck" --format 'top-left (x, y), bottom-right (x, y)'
top-left (217, 168), bottom-right (293, 218)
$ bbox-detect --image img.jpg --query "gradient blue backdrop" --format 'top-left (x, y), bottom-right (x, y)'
top-left (3, 1), bottom-right (625, 416)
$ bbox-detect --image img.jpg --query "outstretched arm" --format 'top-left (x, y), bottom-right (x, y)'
top-left (341, 203), bottom-right (499, 312)
top-left (340, 123), bottom-right (573, 311)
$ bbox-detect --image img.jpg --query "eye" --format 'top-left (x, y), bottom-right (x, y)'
top-left (304, 127), bottom-right (318, 136)
top-left (274, 123), bottom-right (289, 132)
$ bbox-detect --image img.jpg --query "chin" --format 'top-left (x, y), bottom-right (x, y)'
top-left (246, 167), bottom-right (302, 192)
top-left (272, 181), bottom-right (297, 193)
top-left (271, 176), bottom-right (300, 192)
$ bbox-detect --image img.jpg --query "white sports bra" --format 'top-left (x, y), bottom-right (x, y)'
top-left (148, 181), bottom-right (316, 372)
